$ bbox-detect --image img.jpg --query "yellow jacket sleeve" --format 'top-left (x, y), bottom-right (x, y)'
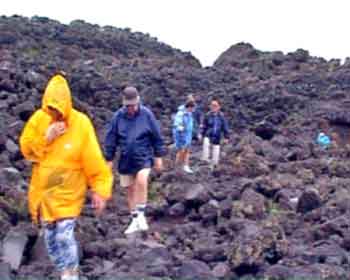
top-left (19, 110), bottom-right (49, 162)
top-left (82, 116), bottom-right (113, 199)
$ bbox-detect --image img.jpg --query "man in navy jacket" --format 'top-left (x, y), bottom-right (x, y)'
top-left (104, 86), bottom-right (166, 234)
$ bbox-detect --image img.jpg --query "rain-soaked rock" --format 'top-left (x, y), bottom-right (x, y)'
top-left (199, 199), bottom-right (220, 225)
top-left (0, 193), bottom-right (28, 225)
top-left (232, 188), bottom-right (266, 220)
top-left (264, 264), bottom-right (293, 279)
top-left (0, 134), bottom-right (5, 153)
top-left (184, 183), bottom-right (211, 209)
top-left (300, 241), bottom-right (348, 266)
top-left (0, 210), bottom-right (11, 240)
top-left (231, 146), bottom-right (270, 178)
top-left (177, 259), bottom-right (214, 280)
top-left (7, 120), bottom-right (25, 141)
top-left (13, 101), bottom-right (35, 122)
top-left (254, 121), bottom-right (277, 140)
top-left (2, 229), bottom-right (28, 270)
top-left (193, 237), bottom-right (226, 262)
top-left (5, 139), bottom-right (19, 155)
top-left (227, 218), bottom-right (286, 276)
top-left (30, 231), bottom-right (49, 262)
top-left (0, 262), bottom-right (12, 280)
top-left (168, 202), bottom-right (186, 217)
top-left (164, 181), bottom-right (187, 205)
top-left (1, 167), bottom-right (23, 187)
top-left (297, 188), bottom-right (322, 214)
top-left (212, 262), bottom-right (231, 278)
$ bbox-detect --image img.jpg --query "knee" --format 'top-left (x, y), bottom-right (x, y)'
top-left (128, 184), bottom-right (136, 195)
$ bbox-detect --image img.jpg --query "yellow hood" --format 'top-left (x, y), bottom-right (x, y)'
top-left (42, 74), bottom-right (72, 119)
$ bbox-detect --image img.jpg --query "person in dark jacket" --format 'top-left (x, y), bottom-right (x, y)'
top-left (201, 98), bottom-right (229, 168)
top-left (104, 86), bottom-right (166, 234)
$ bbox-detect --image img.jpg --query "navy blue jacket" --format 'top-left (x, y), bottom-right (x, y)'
top-left (202, 111), bottom-right (229, 145)
top-left (104, 105), bottom-right (166, 174)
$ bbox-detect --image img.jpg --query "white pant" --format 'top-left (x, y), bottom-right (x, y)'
top-left (202, 137), bottom-right (220, 166)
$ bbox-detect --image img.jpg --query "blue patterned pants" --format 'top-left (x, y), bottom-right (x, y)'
top-left (43, 218), bottom-right (79, 272)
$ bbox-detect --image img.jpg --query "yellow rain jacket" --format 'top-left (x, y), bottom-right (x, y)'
top-left (20, 74), bottom-right (113, 223)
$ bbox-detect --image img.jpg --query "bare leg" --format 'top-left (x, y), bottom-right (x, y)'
top-left (134, 168), bottom-right (151, 205)
top-left (127, 183), bottom-right (137, 211)
top-left (175, 149), bottom-right (185, 167)
top-left (184, 149), bottom-right (191, 166)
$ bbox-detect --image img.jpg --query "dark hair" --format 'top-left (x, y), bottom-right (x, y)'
top-left (123, 86), bottom-right (139, 100)
top-left (318, 119), bottom-right (329, 130)
top-left (211, 97), bottom-right (220, 103)
top-left (185, 100), bottom-right (195, 108)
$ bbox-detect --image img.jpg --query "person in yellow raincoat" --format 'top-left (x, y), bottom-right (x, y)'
top-left (20, 73), bottom-right (113, 280)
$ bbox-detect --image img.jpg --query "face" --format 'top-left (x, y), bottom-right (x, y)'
top-left (47, 106), bottom-right (64, 121)
top-left (210, 101), bottom-right (220, 113)
top-left (126, 103), bottom-right (139, 116)
top-left (187, 106), bottom-right (195, 113)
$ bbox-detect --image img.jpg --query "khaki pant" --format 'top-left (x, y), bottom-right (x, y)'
top-left (119, 168), bottom-right (151, 187)
top-left (202, 137), bottom-right (220, 166)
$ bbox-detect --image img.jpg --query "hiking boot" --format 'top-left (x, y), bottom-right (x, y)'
top-left (137, 214), bottom-right (149, 231)
top-left (124, 218), bottom-right (140, 234)
top-left (183, 165), bottom-right (194, 174)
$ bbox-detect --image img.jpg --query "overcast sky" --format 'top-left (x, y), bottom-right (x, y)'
top-left (2, 1), bottom-right (350, 66)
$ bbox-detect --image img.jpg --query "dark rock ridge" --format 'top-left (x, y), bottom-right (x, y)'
top-left (1, 15), bottom-right (350, 279)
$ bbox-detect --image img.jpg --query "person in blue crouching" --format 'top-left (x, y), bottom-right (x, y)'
top-left (104, 86), bottom-right (166, 234)
top-left (316, 119), bottom-right (332, 150)
top-left (317, 132), bottom-right (331, 149)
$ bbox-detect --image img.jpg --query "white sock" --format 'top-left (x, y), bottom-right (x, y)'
top-left (136, 204), bottom-right (146, 216)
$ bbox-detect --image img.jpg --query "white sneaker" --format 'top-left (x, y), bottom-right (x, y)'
top-left (183, 165), bottom-right (194, 174)
top-left (137, 214), bottom-right (149, 231)
top-left (61, 274), bottom-right (79, 280)
top-left (124, 218), bottom-right (140, 234)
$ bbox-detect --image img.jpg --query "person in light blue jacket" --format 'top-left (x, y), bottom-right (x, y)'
top-left (173, 99), bottom-right (195, 173)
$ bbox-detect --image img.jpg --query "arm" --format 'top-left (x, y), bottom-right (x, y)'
top-left (82, 117), bottom-right (113, 200)
top-left (19, 110), bottom-right (49, 162)
top-left (222, 114), bottom-right (230, 140)
top-left (194, 106), bottom-right (203, 126)
top-left (104, 113), bottom-right (119, 162)
top-left (148, 111), bottom-right (166, 158)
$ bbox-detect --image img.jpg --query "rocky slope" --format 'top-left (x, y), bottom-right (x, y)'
top-left (1, 15), bottom-right (350, 279)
